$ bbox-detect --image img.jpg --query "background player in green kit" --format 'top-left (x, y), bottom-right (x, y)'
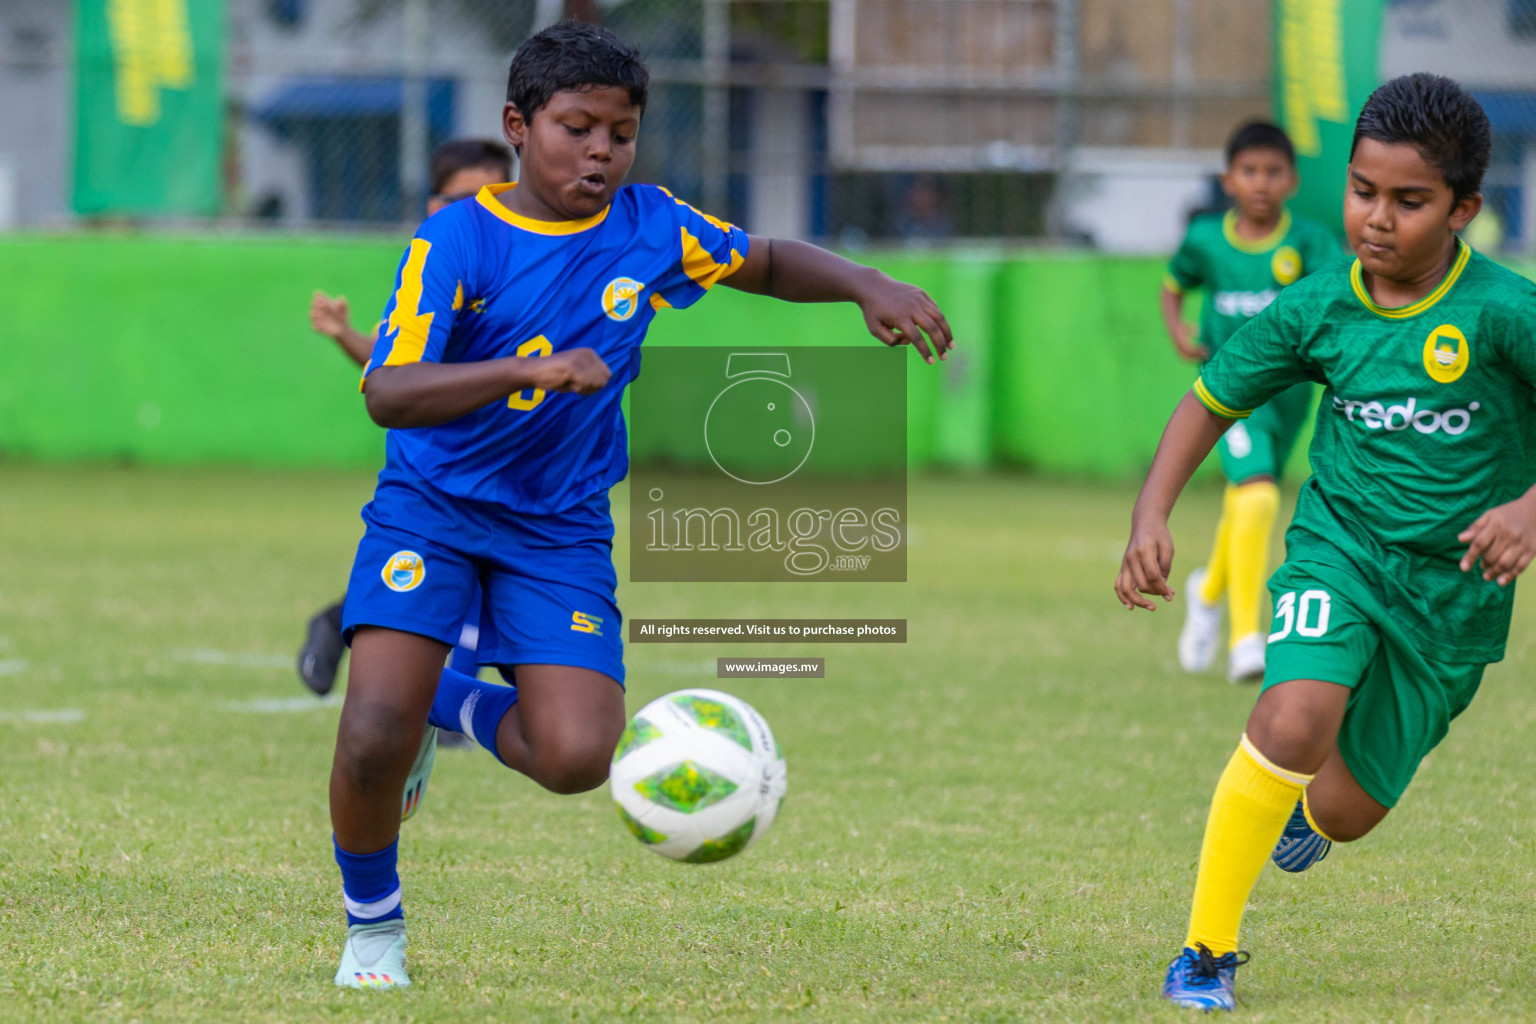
top-left (1117, 74), bottom-right (1536, 1011)
top-left (1161, 122), bottom-right (1340, 683)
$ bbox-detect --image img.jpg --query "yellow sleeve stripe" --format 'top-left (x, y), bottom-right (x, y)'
top-left (452, 281), bottom-right (463, 311)
top-left (650, 293), bottom-right (672, 312)
top-left (382, 238), bottom-right (436, 367)
top-left (1162, 274), bottom-right (1184, 295)
top-left (680, 226), bottom-right (745, 289)
top-left (659, 185), bottom-right (738, 235)
top-left (1193, 377), bottom-right (1251, 419)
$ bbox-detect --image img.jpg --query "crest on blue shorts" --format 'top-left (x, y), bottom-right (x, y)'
top-left (382, 550), bottom-right (426, 592)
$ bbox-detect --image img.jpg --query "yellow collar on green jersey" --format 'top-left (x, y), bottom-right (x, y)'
top-left (1222, 208), bottom-right (1292, 254)
top-left (476, 182), bottom-right (611, 235)
top-left (1349, 238), bottom-right (1471, 320)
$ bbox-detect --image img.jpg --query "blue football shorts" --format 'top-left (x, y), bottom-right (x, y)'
top-left (341, 471), bottom-right (624, 685)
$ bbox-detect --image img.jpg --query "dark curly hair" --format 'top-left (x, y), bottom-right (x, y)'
top-left (505, 21), bottom-right (648, 123)
top-left (1352, 73), bottom-right (1491, 202)
top-left (1226, 121), bottom-right (1295, 167)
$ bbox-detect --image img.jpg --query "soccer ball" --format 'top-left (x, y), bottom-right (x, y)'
top-left (610, 689), bottom-right (787, 863)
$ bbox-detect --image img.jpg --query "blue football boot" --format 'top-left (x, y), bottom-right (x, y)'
top-left (1162, 943), bottom-right (1249, 1011)
top-left (1271, 799), bottom-right (1331, 873)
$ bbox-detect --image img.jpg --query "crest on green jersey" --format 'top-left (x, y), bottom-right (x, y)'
top-left (1272, 245), bottom-right (1302, 286)
top-left (1423, 324), bottom-right (1469, 384)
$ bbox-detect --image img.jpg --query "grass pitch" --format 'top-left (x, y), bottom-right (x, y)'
top-left (2, 465), bottom-right (1535, 1023)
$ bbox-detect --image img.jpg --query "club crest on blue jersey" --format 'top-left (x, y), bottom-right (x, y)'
top-left (382, 550), bottom-right (426, 592)
top-left (602, 277), bottom-right (645, 322)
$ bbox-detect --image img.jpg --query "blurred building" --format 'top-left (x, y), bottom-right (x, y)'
top-left (0, 0), bottom-right (1277, 246)
top-left (1380, 0), bottom-right (1536, 252)
top-left (0, 0), bottom-right (71, 229)
top-left (826, 0), bottom-right (1270, 250)
top-left (4, 0), bottom-right (1535, 250)
top-left (228, 0), bottom-right (512, 224)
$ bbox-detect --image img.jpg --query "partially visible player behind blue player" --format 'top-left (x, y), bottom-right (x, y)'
top-left (297, 139), bottom-right (513, 700)
top-left (328, 22), bottom-right (954, 989)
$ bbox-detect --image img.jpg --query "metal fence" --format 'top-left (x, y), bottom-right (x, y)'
top-left (223, 0), bottom-right (1280, 243)
top-left (3, 0), bottom-right (1536, 250)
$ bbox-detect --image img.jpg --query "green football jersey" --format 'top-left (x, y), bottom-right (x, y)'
top-left (1196, 241), bottom-right (1536, 663)
top-left (1166, 208), bottom-right (1342, 356)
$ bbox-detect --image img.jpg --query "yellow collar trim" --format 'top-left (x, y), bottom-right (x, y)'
top-left (475, 183), bottom-right (610, 235)
top-left (1222, 208), bottom-right (1291, 254)
top-left (1349, 240), bottom-right (1471, 320)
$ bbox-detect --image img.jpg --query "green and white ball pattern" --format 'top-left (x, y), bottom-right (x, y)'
top-left (610, 689), bottom-right (787, 863)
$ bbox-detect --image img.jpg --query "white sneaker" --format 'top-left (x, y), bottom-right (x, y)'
top-left (1178, 568), bottom-right (1223, 672)
top-left (334, 919), bottom-right (410, 989)
top-left (1228, 633), bottom-right (1266, 683)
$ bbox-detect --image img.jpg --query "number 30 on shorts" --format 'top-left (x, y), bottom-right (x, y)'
top-left (1269, 589), bottom-right (1332, 641)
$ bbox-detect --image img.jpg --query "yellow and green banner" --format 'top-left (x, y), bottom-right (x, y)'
top-left (1273, 0), bottom-right (1383, 232)
top-left (72, 0), bottom-right (224, 216)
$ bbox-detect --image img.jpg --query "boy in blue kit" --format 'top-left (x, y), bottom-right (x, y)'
top-left (329, 22), bottom-right (953, 989)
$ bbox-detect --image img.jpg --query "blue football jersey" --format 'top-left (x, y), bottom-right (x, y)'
top-left (364, 182), bottom-right (750, 513)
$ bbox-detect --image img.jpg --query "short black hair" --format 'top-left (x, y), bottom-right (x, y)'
top-left (1352, 73), bottom-right (1491, 202)
top-left (505, 20), bottom-right (648, 122)
top-left (429, 139), bottom-right (512, 194)
top-left (1226, 121), bottom-right (1295, 167)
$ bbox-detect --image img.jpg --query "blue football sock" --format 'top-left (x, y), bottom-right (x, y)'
top-left (428, 667), bottom-right (519, 764)
top-left (334, 836), bottom-right (403, 926)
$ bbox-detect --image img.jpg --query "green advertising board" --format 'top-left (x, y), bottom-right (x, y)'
top-left (73, 0), bottom-right (224, 216)
top-left (1273, 0), bottom-right (1383, 233)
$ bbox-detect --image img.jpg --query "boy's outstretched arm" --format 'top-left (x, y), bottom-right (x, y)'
top-left (1115, 392), bottom-right (1233, 610)
top-left (725, 236), bottom-right (954, 364)
top-left (363, 351), bottom-right (611, 429)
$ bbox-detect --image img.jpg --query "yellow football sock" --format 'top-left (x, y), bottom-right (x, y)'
top-left (1199, 486), bottom-right (1238, 605)
top-left (1301, 789), bottom-right (1339, 843)
top-left (1226, 481), bottom-right (1280, 647)
top-left (1185, 735), bottom-right (1313, 955)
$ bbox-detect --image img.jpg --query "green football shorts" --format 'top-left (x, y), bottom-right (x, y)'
top-left (1217, 381), bottom-right (1314, 484)
top-left (1262, 559), bottom-right (1486, 808)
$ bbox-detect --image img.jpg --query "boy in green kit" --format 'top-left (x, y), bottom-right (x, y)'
top-left (1117, 74), bottom-right (1536, 1011)
top-left (1161, 122), bottom-right (1340, 683)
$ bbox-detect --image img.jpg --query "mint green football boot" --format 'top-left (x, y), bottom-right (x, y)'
top-left (400, 726), bottom-right (437, 823)
top-left (334, 919), bottom-right (411, 989)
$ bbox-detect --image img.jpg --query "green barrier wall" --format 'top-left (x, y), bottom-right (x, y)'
top-left (4, 236), bottom-right (1528, 477)
top-left (2, 235), bottom-right (397, 467)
